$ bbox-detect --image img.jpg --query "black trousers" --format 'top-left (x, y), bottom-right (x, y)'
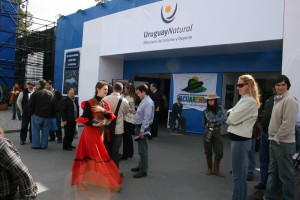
top-left (49, 112), bottom-right (62, 140)
top-left (63, 121), bottom-right (76, 148)
top-left (20, 112), bottom-right (32, 142)
top-left (109, 134), bottom-right (123, 168)
top-left (122, 121), bottom-right (134, 158)
top-left (150, 111), bottom-right (159, 137)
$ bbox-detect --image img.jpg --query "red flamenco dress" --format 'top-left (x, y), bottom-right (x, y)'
top-left (71, 96), bottom-right (122, 189)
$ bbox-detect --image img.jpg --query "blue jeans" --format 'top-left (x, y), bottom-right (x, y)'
top-left (259, 132), bottom-right (270, 186)
top-left (247, 138), bottom-right (256, 175)
top-left (12, 103), bottom-right (21, 119)
top-left (135, 126), bottom-right (149, 173)
top-left (264, 141), bottom-right (295, 200)
top-left (31, 114), bottom-right (51, 149)
top-left (231, 139), bottom-right (252, 200)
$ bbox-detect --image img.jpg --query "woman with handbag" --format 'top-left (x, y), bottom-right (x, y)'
top-left (71, 80), bottom-right (121, 191)
top-left (203, 93), bottom-right (227, 177)
top-left (226, 74), bottom-right (260, 200)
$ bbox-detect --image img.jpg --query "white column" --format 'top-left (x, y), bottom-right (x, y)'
top-left (78, 18), bottom-right (124, 105)
top-left (282, 0), bottom-right (300, 121)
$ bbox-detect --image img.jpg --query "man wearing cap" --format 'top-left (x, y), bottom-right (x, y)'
top-left (170, 96), bottom-right (185, 134)
top-left (17, 81), bottom-right (35, 145)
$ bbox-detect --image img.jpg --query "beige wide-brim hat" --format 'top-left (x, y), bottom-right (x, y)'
top-left (204, 93), bottom-right (220, 100)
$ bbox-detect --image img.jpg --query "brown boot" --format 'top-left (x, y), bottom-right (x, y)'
top-left (213, 159), bottom-right (225, 177)
top-left (206, 156), bottom-right (213, 175)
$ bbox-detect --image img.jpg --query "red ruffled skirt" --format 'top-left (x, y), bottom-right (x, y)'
top-left (71, 125), bottom-right (121, 189)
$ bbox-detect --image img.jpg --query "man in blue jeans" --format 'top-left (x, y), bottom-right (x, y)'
top-left (264, 75), bottom-right (298, 200)
top-left (131, 84), bottom-right (154, 178)
top-left (254, 95), bottom-right (274, 190)
top-left (28, 79), bottom-right (55, 149)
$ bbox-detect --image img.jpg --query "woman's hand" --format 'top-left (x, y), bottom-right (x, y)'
top-left (93, 119), bottom-right (108, 127)
top-left (92, 105), bottom-right (106, 113)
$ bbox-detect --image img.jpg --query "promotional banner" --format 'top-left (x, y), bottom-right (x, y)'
top-left (62, 49), bottom-right (81, 95)
top-left (98, 0), bottom-right (283, 56)
top-left (173, 73), bottom-right (217, 111)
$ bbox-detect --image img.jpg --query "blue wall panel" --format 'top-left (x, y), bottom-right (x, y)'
top-left (0, 0), bottom-right (17, 87)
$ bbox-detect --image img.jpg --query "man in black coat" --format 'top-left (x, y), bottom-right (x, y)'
top-left (149, 83), bottom-right (161, 138)
top-left (46, 80), bottom-right (63, 143)
top-left (28, 79), bottom-right (55, 149)
top-left (60, 88), bottom-right (79, 151)
top-left (170, 96), bottom-right (186, 134)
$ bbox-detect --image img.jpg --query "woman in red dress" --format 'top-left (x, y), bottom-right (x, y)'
top-left (71, 80), bottom-right (121, 191)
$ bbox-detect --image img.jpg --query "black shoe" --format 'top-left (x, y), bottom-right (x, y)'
top-left (133, 172), bottom-right (147, 178)
top-left (71, 145), bottom-right (76, 149)
top-left (63, 147), bottom-right (73, 151)
top-left (254, 183), bottom-right (266, 190)
top-left (20, 141), bottom-right (25, 145)
top-left (57, 139), bottom-right (62, 143)
top-left (48, 138), bottom-right (55, 141)
top-left (131, 167), bottom-right (140, 172)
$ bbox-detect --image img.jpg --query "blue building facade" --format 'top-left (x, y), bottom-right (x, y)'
top-left (54, 0), bottom-right (282, 134)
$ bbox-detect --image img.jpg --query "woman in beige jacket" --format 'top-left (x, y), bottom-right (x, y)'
top-left (226, 74), bottom-right (260, 200)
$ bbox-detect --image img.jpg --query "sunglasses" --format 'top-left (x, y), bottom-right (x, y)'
top-left (237, 83), bottom-right (247, 88)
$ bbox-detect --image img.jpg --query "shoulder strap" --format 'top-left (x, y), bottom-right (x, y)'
top-left (114, 97), bottom-right (123, 117)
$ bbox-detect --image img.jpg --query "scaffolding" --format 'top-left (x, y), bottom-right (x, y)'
top-left (0, 0), bottom-right (56, 88)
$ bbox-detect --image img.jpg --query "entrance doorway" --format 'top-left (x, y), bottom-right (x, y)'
top-left (132, 74), bottom-right (171, 126)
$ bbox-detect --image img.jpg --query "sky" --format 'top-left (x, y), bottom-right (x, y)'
top-left (25, 0), bottom-right (96, 28)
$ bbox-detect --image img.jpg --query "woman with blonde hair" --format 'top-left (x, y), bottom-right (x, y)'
top-left (226, 74), bottom-right (260, 200)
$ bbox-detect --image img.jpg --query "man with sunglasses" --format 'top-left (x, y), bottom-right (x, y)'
top-left (264, 75), bottom-right (298, 200)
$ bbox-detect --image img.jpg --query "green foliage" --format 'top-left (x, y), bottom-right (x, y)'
top-left (18, 7), bottom-right (33, 34)
top-left (0, 84), bottom-right (10, 104)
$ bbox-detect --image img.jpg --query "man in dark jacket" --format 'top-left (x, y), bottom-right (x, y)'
top-left (17, 81), bottom-right (35, 145)
top-left (46, 80), bottom-right (63, 143)
top-left (170, 96), bottom-right (185, 134)
top-left (149, 83), bottom-right (161, 138)
top-left (60, 88), bottom-right (79, 151)
top-left (28, 79), bottom-right (55, 149)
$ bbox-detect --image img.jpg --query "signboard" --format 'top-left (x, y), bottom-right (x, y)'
top-left (63, 51), bottom-right (80, 95)
top-left (173, 73), bottom-right (217, 111)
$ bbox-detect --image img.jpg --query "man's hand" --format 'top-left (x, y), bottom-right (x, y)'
top-left (63, 121), bottom-right (67, 126)
top-left (139, 132), bottom-right (144, 139)
top-left (273, 138), bottom-right (280, 145)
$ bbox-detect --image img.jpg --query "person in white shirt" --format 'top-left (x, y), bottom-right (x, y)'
top-left (17, 81), bottom-right (35, 145)
top-left (103, 82), bottom-right (129, 168)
